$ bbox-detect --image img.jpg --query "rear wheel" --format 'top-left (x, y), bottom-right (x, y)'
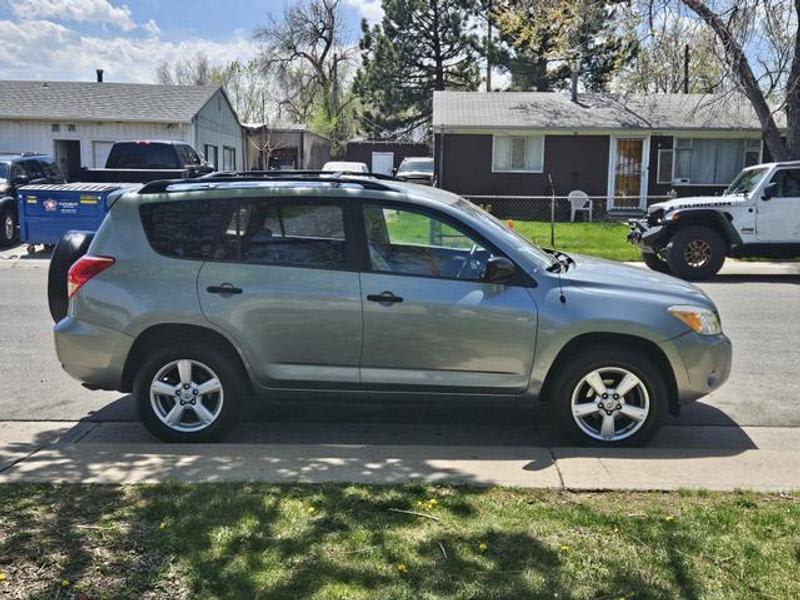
top-left (665, 226), bottom-right (726, 281)
top-left (549, 345), bottom-right (668, 447)
top-left (134, 344), bottom-right (243, 443)
top-left (0, 207), bottom-right (16, 246)
top-left (641, 250), bottom-right (671, 274)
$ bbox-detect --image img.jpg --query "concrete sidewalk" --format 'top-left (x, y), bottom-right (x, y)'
top-left (2, 420), bottom-right (800, 491)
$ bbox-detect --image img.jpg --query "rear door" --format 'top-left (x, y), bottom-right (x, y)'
top-left (756, 167), bottom-right (800, 242)
top-left (197, 196), bottom-right (363, 387)
top-left (357, 202), bottom-right (537, 392)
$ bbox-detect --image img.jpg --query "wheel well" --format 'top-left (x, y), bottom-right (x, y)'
top-left (540, 333), bottom-right (680, 415)
top-left (666, 212), bottom-right (735, 249)
top-left (121, 324), bottom-right (254, 394)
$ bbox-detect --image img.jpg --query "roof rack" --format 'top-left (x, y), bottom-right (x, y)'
top-left (138, 170), bottom-right (401, 195)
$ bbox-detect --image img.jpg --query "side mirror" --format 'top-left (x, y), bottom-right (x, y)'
top-left (762, 181), bottom-right (778, 200)
top-left (484, 256), bottom-right (516, 284)
top-left (392, 167), bottom-right (398, 175)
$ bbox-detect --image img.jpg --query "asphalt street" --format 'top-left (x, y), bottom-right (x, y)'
top-left (1, 247), bottom-right (798, 441)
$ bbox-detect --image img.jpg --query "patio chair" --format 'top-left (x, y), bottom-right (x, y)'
top-left (568, 190), bottom-right (592, 222)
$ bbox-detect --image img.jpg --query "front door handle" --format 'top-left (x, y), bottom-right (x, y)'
top-left (367, 291), bottom-right (404, 305)
top-left (207, 283), bottom-right (243, 295)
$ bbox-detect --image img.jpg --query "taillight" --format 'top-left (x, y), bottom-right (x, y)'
top-left (67, 255), bottom-right (115, 298)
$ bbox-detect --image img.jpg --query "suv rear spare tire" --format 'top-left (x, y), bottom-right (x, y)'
top-left (48, 230), bottom-right (94, 323)
top-left (665, 225), bottom-right (726, 281)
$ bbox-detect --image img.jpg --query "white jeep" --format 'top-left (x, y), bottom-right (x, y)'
top-left (628, 161), bottom-right (800, 280)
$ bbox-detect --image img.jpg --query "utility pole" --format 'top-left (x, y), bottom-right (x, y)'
top-left (485, 0), bottom-right (492, 91)
top-left (683, 44), bottom-right (690, 93)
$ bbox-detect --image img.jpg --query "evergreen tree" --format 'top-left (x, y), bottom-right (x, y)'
top-left (354, 0), bottom-right (482, 138)
top-left (492, 0), bottom-right (635, 92)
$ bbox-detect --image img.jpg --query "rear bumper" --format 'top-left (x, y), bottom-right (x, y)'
top-left (660, 332), bottom-right (732, 404)
top-left (54, 317), bottom-right (133, 391)
top-left (627, 219), bottom-right (666, 252)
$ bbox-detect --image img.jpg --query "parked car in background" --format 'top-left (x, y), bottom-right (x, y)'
top-left (321, 160), bottom-right (369, 173)
top-left (395, 156), bottom-right (435, 185)
top-left (79, 140), bottom-right (213, 183)
top-left (0, 153), bottom-right (65, 246)
top-left (53, 172), bottom-right (731, 447)
top-left (629, 161), bottom-right (800, 280)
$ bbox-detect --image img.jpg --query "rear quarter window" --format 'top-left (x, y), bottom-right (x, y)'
top-left (107, 143), bottom-right (180, 169)
top-left (140, 199), bottom-right (239, 260)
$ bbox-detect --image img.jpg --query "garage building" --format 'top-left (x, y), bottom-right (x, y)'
top-left (0, 77), bottom-right (243, 179)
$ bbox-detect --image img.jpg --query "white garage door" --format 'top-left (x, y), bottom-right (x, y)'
top-left (372, 152), bottom-right (394, 175)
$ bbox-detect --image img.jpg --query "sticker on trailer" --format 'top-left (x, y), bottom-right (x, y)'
top-left (43, 199), bottom-right (58, 212)
top-left (80, 195), bottom-right (99, 205)
top-left (26, 195), bottom-right (37, 204)
top-left (58, 201), bottom-right (79, 215)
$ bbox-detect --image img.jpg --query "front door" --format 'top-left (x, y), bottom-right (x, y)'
top-left (371, 152), bottom-right (394, 175)
top-left (609, 137), bottom-right (648, 211)
top-left (757, 167), bottom-right (800, 242)
top-left (198, 197), bottom-right (363, 387)
top-left (358, 202), bottom-right (537, 392)
top-left (53, 139), bottom-right (81, 181)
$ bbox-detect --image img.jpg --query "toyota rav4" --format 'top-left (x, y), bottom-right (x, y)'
top-left (54, 173), bottom-right (732, 446)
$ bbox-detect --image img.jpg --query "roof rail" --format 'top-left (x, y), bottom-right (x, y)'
top-left (138, 171), bottom-right (399, 195)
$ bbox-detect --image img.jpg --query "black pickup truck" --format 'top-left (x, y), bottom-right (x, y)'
top-left (79, 140), bottom-right (213, 183)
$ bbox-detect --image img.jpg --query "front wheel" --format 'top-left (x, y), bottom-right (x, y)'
top-left (0, 207), bottom-right (16, 246)
top-left (665, 226), bottom-right (726, 281)
top-left (549, 345), bottom-right (668, 447)
top-left (134, 345), bottom-right (243, 442)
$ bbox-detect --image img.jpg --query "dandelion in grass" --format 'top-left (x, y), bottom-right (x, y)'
top-left (397, 564), bottom-right (407, 574)
top-left (478, 542), bottom-right (488, 552)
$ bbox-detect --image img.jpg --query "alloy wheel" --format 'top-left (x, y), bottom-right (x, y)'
top-left (683, 239), bottom-right (712, 268)
top-left (149, 359), bottom-right (224, 433)
top-left (3, 214), bottom-right (13, 242)
top-left (571, 367), bottom-right (650, 442)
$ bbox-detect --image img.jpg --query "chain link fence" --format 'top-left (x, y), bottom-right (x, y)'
top-left (463, 194), bottom-right (674, 260)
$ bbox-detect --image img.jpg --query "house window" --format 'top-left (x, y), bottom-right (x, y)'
top-left (223, 146), bottom-right (236, 171)
top-left (657, 148), bottom-right (673, 184)
top-left (673, 138), bottom-right (762, 185)
top-left (492, 135), bottom-right (544, 172)
top-left (204, 144), bottom-right (218, 169)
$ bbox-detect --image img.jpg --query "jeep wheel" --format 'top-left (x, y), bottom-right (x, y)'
top-left (135, 345), bottom-right (243, 443)
top-left (665, 226), bottom-right (726, 281)
top-left (550, 345), bottom-right (667, 447)
top-left (0, 207), bottom-right (16, 246)
top-left (641, 251), bottom-right (672, 274)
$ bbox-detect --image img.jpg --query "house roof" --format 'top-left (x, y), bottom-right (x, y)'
top-left (0, 80), bottom-right (221, 123)
top-left (433, 91), bottom-right (783, 132)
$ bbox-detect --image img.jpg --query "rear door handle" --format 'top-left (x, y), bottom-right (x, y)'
top-left (367, 291), bottom-right (404, 304)
top-left (207, 283), bottom-right (243, 295)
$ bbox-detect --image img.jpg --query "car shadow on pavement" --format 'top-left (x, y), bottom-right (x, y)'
top-left (707, 273), bottom-right (799, 284)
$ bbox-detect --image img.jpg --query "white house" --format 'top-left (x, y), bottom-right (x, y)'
top-left (0, 79), bottom-right (243, 179)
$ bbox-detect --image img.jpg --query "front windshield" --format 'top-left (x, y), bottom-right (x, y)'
top-left (399, 159), bottom-right (433, 173)
top-left (725, 167), bottom-right (769, 196)
top-left (454, 199), bottom-right (555, 270)
top-left (0, 162), bottom-right (8, 181)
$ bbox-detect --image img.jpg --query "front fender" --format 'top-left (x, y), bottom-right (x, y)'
top-left (666, 209), bottom-right (742, 245)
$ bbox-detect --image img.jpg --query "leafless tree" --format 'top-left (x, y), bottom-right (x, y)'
top-left (155, 52), bottom-right (212, 86)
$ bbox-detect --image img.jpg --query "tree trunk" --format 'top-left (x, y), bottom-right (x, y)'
top-left (784, 0), bottom-right (800, 159)
top-left (680, 0), bottom-right (788, 161)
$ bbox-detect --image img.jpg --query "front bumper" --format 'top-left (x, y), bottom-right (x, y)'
top-left (660, 332), bottom-right (733, 405)
top-left (627, 218), bottom-right (666, 252)
top-left (54, 317), bottom-right (134, 391)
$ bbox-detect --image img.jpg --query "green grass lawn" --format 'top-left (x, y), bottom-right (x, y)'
top-left (512, 221), bottom-right (641, 262)
top-left (2, 484), bottom-right (798, 599)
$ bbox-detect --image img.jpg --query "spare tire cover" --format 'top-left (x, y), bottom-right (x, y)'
top-left (48, 230), bottom-right (94, 323)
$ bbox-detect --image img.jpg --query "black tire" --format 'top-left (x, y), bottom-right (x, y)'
top-left (0, 206), bottom-right (16, 246)
top-left (665, 226), bottom-right (726, 281)
top-left (134, 343), bottom-right (243, 443)
top-left (549, 344), bottom-right (668, 447)
top-left (641, 250), bottom-right (672, 274)
top-left (47, 231), bottom-right (94, 323)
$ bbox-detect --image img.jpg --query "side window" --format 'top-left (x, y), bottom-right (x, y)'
top-left (140, 199), bottom-right (239, 260)
top-left (41, 160), bottom-right (64, 180)
top-left (363, 204), bottom-right (494, 280)
top-left (770, 169), bottom-right (800, 198)
top-left (239, 200), bottom-right (347, 269)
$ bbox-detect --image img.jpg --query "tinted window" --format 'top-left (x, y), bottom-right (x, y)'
top-left (770, 169), bottom-right (800, 198)
top-left (0, 162), bottom-right (9, 180)
top-left (239, 200), bottom-right (347, 269)
top-left (363, 204), bottom-right (493, 280)
top-left (107, 142), bottom-right (180, 169)
top-left (140, 199), bottom-right (238, 260)
top-left (23, 159), bottom-right (45, 179)
top-left (39, 159), bottom-right (63, 180)
top-left (182, 145), bottom-right (201, 165)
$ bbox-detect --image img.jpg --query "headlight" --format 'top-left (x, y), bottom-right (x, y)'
top-left (668, 305), bottom-right (722, 335)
